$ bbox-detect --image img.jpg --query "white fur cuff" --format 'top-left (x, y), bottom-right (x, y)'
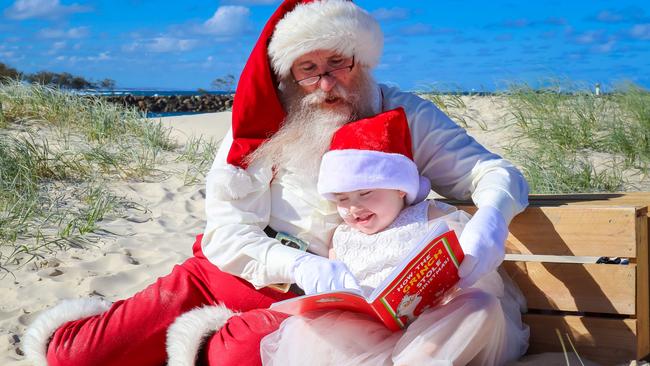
top-left (23, 297), bottom-right (112, 366)
top-left (166, 304), bottom-right (237, 366)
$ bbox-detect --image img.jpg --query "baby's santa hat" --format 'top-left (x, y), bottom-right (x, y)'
top-left (318, 107), bottom-right (431, 205)
top-left (227, 0), bottom-right (383, 168)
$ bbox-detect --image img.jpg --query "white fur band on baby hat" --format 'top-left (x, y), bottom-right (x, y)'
top-left (318, 149), bottom-right (429, 205)
top-left (268, 0), bottom-right (383, 78)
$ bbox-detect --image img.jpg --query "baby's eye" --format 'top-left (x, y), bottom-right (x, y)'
top-left (360, 191), bottom-right (372, 197)
top-left (336, 197), bottom-right (349, 203)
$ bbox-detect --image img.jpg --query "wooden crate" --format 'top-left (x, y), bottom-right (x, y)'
top-left (446, 193), bottom-right (650, 366)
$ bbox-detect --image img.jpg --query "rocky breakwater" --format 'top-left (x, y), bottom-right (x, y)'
top-left (103, 94), bottom-right (234, 113)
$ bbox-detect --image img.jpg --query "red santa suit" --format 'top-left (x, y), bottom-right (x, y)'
top-left (23, 1), bottom-right (529, 365)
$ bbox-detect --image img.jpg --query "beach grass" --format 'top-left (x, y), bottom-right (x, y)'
top-left (500, 81), bottom-right (649, 193)
top-left (418, 85), bottom-right (489, 130)
top-left (2, 78), bottom-right (649, 269)
top-left (176, 135), bottom-right (220, 185)
top-left (0, 80), bottom-right (181, 270)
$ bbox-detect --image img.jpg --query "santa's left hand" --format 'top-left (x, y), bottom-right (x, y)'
top-left (457, 206), bottom-right (508, 288)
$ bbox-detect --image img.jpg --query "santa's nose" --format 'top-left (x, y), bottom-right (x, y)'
top-left (318, 74), bottom-right (337, 92)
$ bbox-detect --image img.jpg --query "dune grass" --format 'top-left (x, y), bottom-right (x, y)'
top-left (0, 80), bottom-right (179, 270)
top-left (418, 84), bottom-right (489, 130)
top-left (501, 81), bottom-right (649, 194)
top-left (176, 135), bottom-right (221, 185)
top-left (2, 78), bottom-right (648, 269)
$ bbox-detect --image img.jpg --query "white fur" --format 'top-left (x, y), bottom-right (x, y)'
top-left (268, 0), bottom-right (383, 77)
top-left (210, 164), bottom-right (255, 200)
top-left (166, 304), bottom-right (237, 366)
top-left (318, 149), bottom-right (421, 204)
top-left (23, 297), bottom-right (112, 366)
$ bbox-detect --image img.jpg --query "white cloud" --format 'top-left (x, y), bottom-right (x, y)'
top-left (371, 7), bottom-right (409, 21)
top-left (0, 50), bottom-right (16, 58)
top-left (630, 24), bottom-right (650, 40)
top-left (222, 0), bottom-right (278, 4)
top-left (4, 0), bottom-right (91, 20)
top-left (573, 30), bottom-right (604, 44)
top-left (46, 40), bottom-right (66, 54)
top-left (149, 37), bottom-right (198, 52)
top-left (126, 37), bottom-right (199, 53)
top-left (37, 26), bottom-right (90, 39)
top-left (594, 39), bottom-right (616, 53)
top-left (202, 6), bottom-right (250, 36)
top-left (88, 51), bottom-right (110, 61)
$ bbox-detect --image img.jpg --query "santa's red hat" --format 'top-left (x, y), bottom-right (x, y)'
top-left (317, 107), bottom-right (431, 205)
top-left (227, 0), bottom-right (383, 168)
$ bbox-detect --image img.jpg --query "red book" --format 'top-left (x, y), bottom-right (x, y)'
top-left (270, 222), bottom-right (465, 331)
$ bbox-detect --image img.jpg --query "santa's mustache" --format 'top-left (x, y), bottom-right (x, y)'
top-left (301, 85), bottom-right (353, 107)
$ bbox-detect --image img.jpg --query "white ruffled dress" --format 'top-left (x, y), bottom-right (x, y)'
top-left (261, 200), bottom-right (529, 366)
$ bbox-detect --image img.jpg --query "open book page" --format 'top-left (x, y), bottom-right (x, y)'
top-left (270, 289), bottom-right (376, 319)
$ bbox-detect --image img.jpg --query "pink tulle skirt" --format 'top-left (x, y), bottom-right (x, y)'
top-left (261, 271), bottom-right (529, 366)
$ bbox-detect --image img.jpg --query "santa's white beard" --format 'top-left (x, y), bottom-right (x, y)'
top-left (247, 70), bottom-right (378, 179)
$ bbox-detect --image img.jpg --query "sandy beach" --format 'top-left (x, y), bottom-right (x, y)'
top-left (1, 99), bottom-right (647, 365)
top-left (0, 112), bottom-right (232, 365)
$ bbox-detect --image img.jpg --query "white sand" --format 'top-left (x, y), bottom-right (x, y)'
top-left (0, 112), bottom-right (231, 365)
top-left (0, 103), bottom-right (644, 365)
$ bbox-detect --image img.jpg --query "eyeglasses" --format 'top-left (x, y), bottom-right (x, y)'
top-left (293, 56), bottom-right (355, 86)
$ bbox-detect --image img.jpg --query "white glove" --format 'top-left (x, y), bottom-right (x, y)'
top-left (457, 206), bottom-right (508, 288)
top-left (291, 254), bottom-right (362, 295)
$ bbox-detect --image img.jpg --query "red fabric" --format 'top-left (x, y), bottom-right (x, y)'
top-left (227, 0), bottom-right (315, 168)
top-left (46, 235), bottom-right (297, 366)
top-left (202, 309), bottom-right (290, 366)
top-left (328, 107), bottom-right (413, 159)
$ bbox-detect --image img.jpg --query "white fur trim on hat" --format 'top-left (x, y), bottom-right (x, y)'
top-left (166, 304), bottom-right (237, 366)
top-left (268, 0), bottom-right (383, 78)
top-left (23, 297), bottom-right (112, 366)
top-left (318, 149), bottom-right (421, 204)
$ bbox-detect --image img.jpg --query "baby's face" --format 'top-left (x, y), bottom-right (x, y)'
top-left (333, 189), bottom-right (406, 234)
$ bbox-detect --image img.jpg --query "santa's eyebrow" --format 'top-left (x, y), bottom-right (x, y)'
top-left (297, 61), bottom-right (316, 68)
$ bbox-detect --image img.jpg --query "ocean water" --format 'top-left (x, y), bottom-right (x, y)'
top-left (146, 111), bottom-right (214, 118)
top-left (79, 89), bottom-right (232, 97)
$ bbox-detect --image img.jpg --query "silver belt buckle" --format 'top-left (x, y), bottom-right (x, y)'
top-left (275, 232), bottom-right (309, 252)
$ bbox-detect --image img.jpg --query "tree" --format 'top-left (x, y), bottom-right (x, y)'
top-left (99, 78), bottom-right (116, 90)
top-left (0, 62), bottom-right (21, 80)
top-left (211, 74), bottom-right (236, 93)
top-left (26, 70), bottom-right (93, 89)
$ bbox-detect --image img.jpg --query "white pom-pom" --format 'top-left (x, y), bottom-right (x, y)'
top-left (210, 164), bottom-right (255, 200)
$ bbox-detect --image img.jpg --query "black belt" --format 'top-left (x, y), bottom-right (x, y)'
top-left (263, 226), bottom-right (306, 296)
top-left (263, 226), bottom-right (279, 238)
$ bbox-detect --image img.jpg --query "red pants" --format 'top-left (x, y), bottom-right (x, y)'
top-left (46, 235), bottom-right (296, 366)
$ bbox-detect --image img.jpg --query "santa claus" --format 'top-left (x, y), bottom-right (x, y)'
top-left (24, 1), bottom-right (529, 365)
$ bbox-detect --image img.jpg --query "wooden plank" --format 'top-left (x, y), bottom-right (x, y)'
top-left (637, 214), bottom-right (650, 359)
top-left (503, 262), bottom-right (636, 315)
top-left (456, 205), bottom-right (639, 257)
top-left (445, 192), bottom-right (650, 208)
top-left (525, 314), bottom-right (637, 366)
top-left (528, 192), bottom-right (650, 208)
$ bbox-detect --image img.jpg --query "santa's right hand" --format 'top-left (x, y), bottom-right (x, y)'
top-left (291, 253), bottom-right (362, 295)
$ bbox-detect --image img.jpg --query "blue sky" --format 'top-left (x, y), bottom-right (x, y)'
top-left (1, 0), bottom-right (649, 91)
